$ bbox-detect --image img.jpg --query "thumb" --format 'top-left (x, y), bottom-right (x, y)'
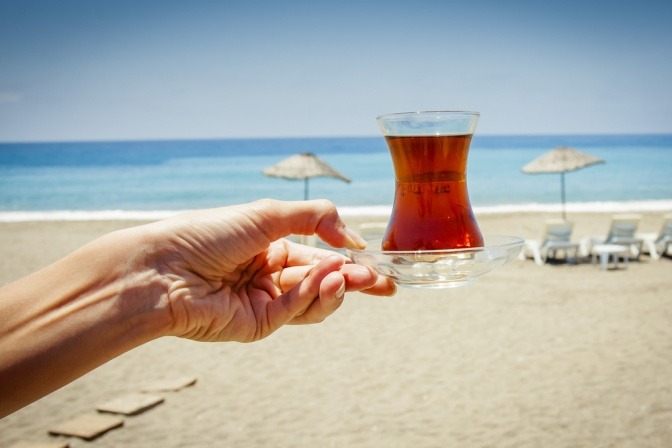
top-left (245, 199), bottom-right (367, 249)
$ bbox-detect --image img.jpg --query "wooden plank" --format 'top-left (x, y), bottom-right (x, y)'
top-left (48, 414), bottom-right (123, 441)
top-left (97, 393), bottom-right (164, 416)
top-left (141, 376), bottom-right (197, 392)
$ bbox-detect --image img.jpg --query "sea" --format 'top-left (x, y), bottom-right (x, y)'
top-left (1, 134), bottom-right (671, 221)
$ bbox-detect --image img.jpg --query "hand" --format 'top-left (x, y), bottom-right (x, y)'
top-left (0, 198), bottom-right (395, 416)
top-left (149, 199), bottom-right (395, 342)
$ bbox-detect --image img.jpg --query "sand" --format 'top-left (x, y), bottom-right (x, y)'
top-left (1, 211), bottom-right (671, 447)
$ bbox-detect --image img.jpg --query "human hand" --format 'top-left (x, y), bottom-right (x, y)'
top-left (0, 199), bottom-right (395, 416)
top-left (147, 199), bottom-right (395, 342)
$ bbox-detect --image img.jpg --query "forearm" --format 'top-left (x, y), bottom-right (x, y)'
top-left (0, 226), bottom-right (171, 417)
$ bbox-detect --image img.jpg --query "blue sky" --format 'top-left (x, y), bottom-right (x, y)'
top-left (1, 0), bottom-right (671, 141)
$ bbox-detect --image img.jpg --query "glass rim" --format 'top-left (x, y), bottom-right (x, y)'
top-left (376, 110), bottom-right (480, 136)
top-left (375, 110), bottom-right (480, 121)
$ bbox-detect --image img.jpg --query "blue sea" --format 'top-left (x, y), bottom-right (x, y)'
top-left (1, 135), bottom-right (671, 221)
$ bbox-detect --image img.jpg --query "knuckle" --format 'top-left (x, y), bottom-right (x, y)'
top-left (314, 199), bottom-right (336, 215)
top-left (250, 198), bottom-right (277, 210)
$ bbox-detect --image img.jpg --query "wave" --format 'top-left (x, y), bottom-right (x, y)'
top-left (1, 200), bottom-right (671, 222)
top-left (472, 199), bottom-right (672, 215)
top-left (0, 209), bottom-right (188, 222)
top-left (340, 200), bottom-right (672, 216)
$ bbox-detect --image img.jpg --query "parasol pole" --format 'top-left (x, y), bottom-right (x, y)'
top-left (560, 171), bottom-right (566, 220)
top-left (301, 178), bottom-right (309, 244)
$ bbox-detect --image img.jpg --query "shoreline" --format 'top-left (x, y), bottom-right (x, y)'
top-left (0, 199), bottom-right (671, 222)
top-left (1, 210), bottom-right (669, 287)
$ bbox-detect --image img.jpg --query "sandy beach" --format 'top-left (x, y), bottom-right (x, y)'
top-left (1, 211), bottom-right (671, 447)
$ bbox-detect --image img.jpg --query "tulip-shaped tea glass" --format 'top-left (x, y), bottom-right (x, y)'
top-left (348, 111), bottom-right (523, 288)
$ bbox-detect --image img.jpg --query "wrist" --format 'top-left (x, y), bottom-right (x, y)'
top-left (100, 225), bottom-right (175, 344)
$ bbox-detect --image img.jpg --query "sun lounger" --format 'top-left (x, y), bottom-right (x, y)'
top-left (580, 214), bottom-right (643, 261)
top-left (519, 219), bottom-right (578, 265)
top-left (636, 213), bottom-right (672, 260)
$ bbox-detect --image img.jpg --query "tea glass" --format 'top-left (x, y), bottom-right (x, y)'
top-left (348, 111), bottom-right (523, 288)
top-left (377, 111), bottom-right (483, 251)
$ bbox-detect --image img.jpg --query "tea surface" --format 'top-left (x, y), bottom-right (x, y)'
top-left (382, 135), bottom-right (483, 250)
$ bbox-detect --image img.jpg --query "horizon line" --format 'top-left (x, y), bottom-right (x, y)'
top-left (2, 131), bottom-right (672, 145)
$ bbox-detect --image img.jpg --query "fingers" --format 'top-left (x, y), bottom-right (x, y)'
top-left (267, 254), bottom-right (397, 329)
top-left (361, 276), bottom-right (397, 296)
top-left (289, 271), bottom-right (346, 325)
top-left (340, 264), bottom-right (397, 297)
top-left (289, 264), bottom-right (396, 325)
top-left (266, 255), bottom-right (345, 329)
top-left (275, 240), bottom-right (395, 297)
top-left (277, 258), bottom-right (396, 298)
top-left (280, 239), bottom-right (348, 269)
top-left (245, 199), bottom-right (367, 250)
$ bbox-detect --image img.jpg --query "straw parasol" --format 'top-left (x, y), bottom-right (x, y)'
top-left (521, 146), bottom-right (605, 219)
top-left (263, 152), bottom-right (351, 200)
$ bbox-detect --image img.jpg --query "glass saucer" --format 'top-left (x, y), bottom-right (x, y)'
top-left (347, 235), bottom-right (524, 289)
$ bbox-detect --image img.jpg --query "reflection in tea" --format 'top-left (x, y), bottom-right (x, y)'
top-left (382, 135), bottom-right (483, 251)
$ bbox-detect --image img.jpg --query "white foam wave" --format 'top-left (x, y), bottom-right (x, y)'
top-left (338, 200), bottom-right (672, 217)
top-left (0, 210), bottom-right (186, 222)
top-left (337, 205), bottom-right (393, 217)
top-left (1, 200), bottom-right (671, 222)
top-left (471, 200), bottom-right (672, 215)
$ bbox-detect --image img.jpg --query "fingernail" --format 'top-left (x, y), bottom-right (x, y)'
top-left (335, 280), bottom-right (346, 300)
top-left (344, 226), bottom-right (367, 250)
top-left (350, 264), bottom-right (372, 276)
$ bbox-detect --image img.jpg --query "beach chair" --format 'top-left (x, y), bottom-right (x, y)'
top-left (580, 214), bottom-right (643, 261)
top-left (519, 219), bottom-right (577, 265)
top-left (637, 213), bottom-right (672, 260)
top-left (657, 214), bottom-right (672, 258)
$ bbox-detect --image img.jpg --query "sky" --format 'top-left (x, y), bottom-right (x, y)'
top-left (1, 0), bottom-right (671, 142)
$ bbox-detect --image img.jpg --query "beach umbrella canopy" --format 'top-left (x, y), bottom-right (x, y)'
top-left (263, 152), bottom-right (351, 200)
top-left (521, 146), bottom-right (605, 219)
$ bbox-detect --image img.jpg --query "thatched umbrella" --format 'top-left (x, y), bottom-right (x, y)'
top-left (522, 146), bottom-right (605, 219)
top-left (263, 152), bottom-right (351, 200)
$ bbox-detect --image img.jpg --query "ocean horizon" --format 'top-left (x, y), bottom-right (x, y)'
top-left (1, 134), bottom-right (671, 222)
